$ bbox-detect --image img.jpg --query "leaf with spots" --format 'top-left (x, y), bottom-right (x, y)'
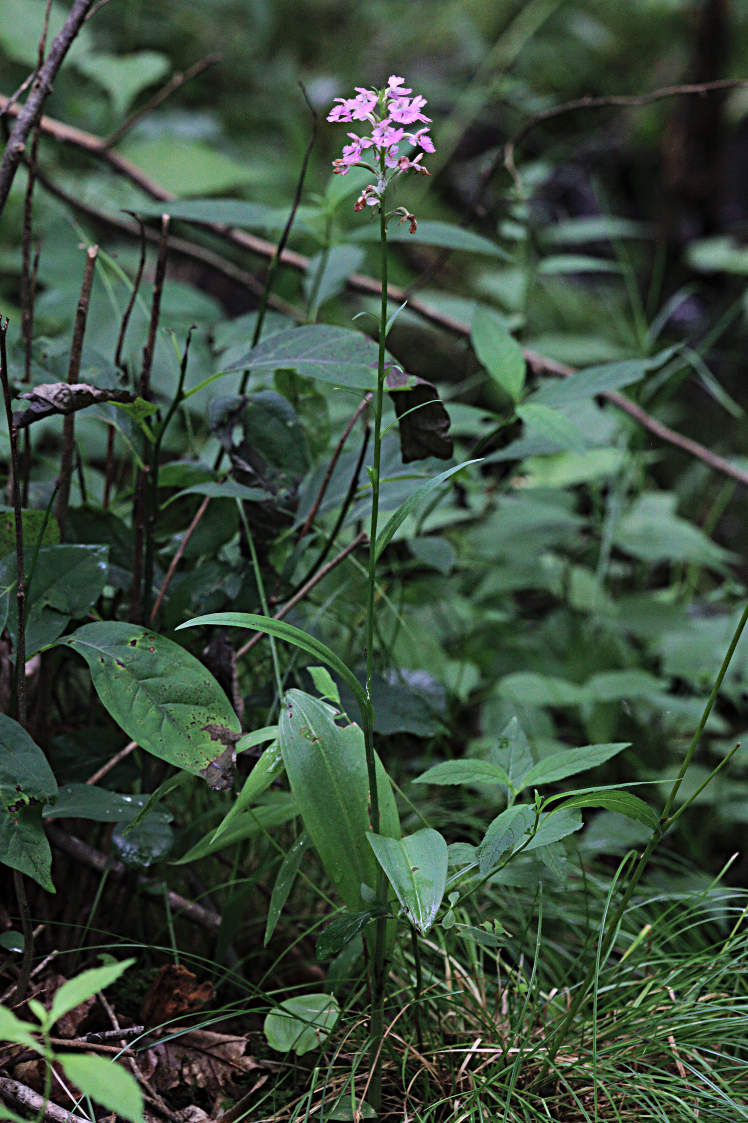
top-left (63, 623), bottom-right (241, 780)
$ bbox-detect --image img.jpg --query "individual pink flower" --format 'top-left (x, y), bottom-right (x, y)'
top-left (406, 128), bottom-right (435, 154)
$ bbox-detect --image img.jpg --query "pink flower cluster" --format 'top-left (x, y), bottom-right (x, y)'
top-left (327, 77), bottom-right (435, 223)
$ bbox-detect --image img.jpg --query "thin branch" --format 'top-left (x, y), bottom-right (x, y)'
top-left (85, 740), bottom-right (137, 785)
top-left (103, 51), bottom-right (222, 149)
top-left (0, 317), bottom-right (26, 723)
top-left (236, 530), bottom-right (367, 660)
top-left (504, 78), bottom-right (748, 187)
top-left (150, 493), bottom-right (211, 624)
top-left (296, 392), bottom-right (371, 541)
top-left (0, 0), bottom-right (101, 216)
top-left (55, 244), bottom-right (98, 537)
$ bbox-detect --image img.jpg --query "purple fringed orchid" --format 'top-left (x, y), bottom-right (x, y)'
top-left (327, 75), bottom-right (435, 231)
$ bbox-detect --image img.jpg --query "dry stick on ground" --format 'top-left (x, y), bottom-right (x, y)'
top-left (0, 1079), bottom-right (90, 1123)
top-left (0, 0), bottom-right (101, 217)
top-left (55, 245), bottom-right (98, 538)
top-left (2, 98), bottom-right (746, 491)
top-left (103, 52), bottom-right (222, 149)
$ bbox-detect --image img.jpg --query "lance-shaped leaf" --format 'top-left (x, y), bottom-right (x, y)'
top-left (64, 623), bottom-right (240, 780)
top-left (517, 743), bottom-right (631, 792)
top-left (367, 827), bottom-right (448, 935)
top-left (374, 460), bottom-right (480, 561)
top-left (177, 613), bottom-right (370, 722)
top-left (279, 690), bottom-right (400, 911)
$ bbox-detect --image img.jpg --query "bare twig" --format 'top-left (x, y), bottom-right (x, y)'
top-left (0, 317), bottom-right (28, 726)
top-left (85, 740), bottom-right (137, 785)
top-left (55, 245), bottom-right (98, 537)
top-left (503, 78), bottom-right (748, 188)
top-left (140, 215), bottom-right (170, 400)
top-left (150, 494), bottom-right (211, 624)
top-left (297, 393), bottom-right (371, 541)
top-left (0, 0), bottom-right (101, 216)
top-left (236, 530), bottom-right (367, 659)
top-left (104, 52), bottom-right (222, 149)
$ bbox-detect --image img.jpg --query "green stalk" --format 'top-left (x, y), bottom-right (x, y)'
top-left (363, 194), bottom-right (390, 1115)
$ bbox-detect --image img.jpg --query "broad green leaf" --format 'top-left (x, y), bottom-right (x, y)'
top-left (554, 790), bottom-right (659, 830)
top-left (523, 807), bottom-right (583, 852)
top-left (614, 492), bottom-right (733, 569)
top-left (112, 815), bottom-right (174, 868)
top-left (521, 447), bottom-right (624, 488)
top-left (537, 254), bottom-right (619, 275)
top-left (64, 623), bottom-right (240, 779)
top-left (211, 740), bottom-right (283, 844)
top-left (0, 0), bottom-right (94, 65)
top-left (491, 717), bottom-right (534, 793)
top-left (307, 666), bottom-right (341, 706)
top-left (75, 49), bottom-right (170, 118)
top-left (478, 806), bottom-right (535, 875)
top-left (374, 460), bottom-right (480, 561)
top-left (414, 759), bottom-right (510, 788)
top-left (367, 828), bottom-right (447, 935)
top-left (518, 743), bottom-right (631, 791)
top-left (1, 545), bottom-right (109, 658)
top-left (279, 690), bottom-right (400, 911)
top-left (43, 784), bottom-right (160, 823)
top-left (121, 138), bottom-right (260, 195)
top-left (0, 1005), bottom-right (40, 1049)
top-left (584, 669), bottom-right (663, 701)
top-left (177, 613), bottom-right (370, 722)
top-left (497, 673), bottom-right (586, 707)
top-left (0, 715), bottom-right (57, 807)
top-left (516, 402), bottom-right (588, 454)
top-left (236, 726), bottom-right (278, 754)
top-left (304, 245), bottom-right (366, 317)
top-left (471, 307), bottom-right (526, 402)
top-left (529, 347), bottom-right (680, 408)
top-left (263, 993), bottom-right (339, 1056)
top-left (0, 805), bottom-right (54, 892)
top-left (547, 216), bottom-right (652, 245)
top-left (264, 833), bottom-right (309, 945)
top-left (222, 325), bottom-right (387, 391)
top-left (57, 1052), bottom-right (143, 1123)
top-left (350, 221), bottom-right (511, 258)
top-left (316, 910), bottom-right (375, 961)
top-left (48, 959), bottom-right (135, 1027)
top-left (0, 716), bottom-right (57, 891)
top-left (137, 197), bottom-right (317, 234)
top-left (175, 792), bottom-right (298, 863)
top-left (0, 507), bottom-right (59, 558)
